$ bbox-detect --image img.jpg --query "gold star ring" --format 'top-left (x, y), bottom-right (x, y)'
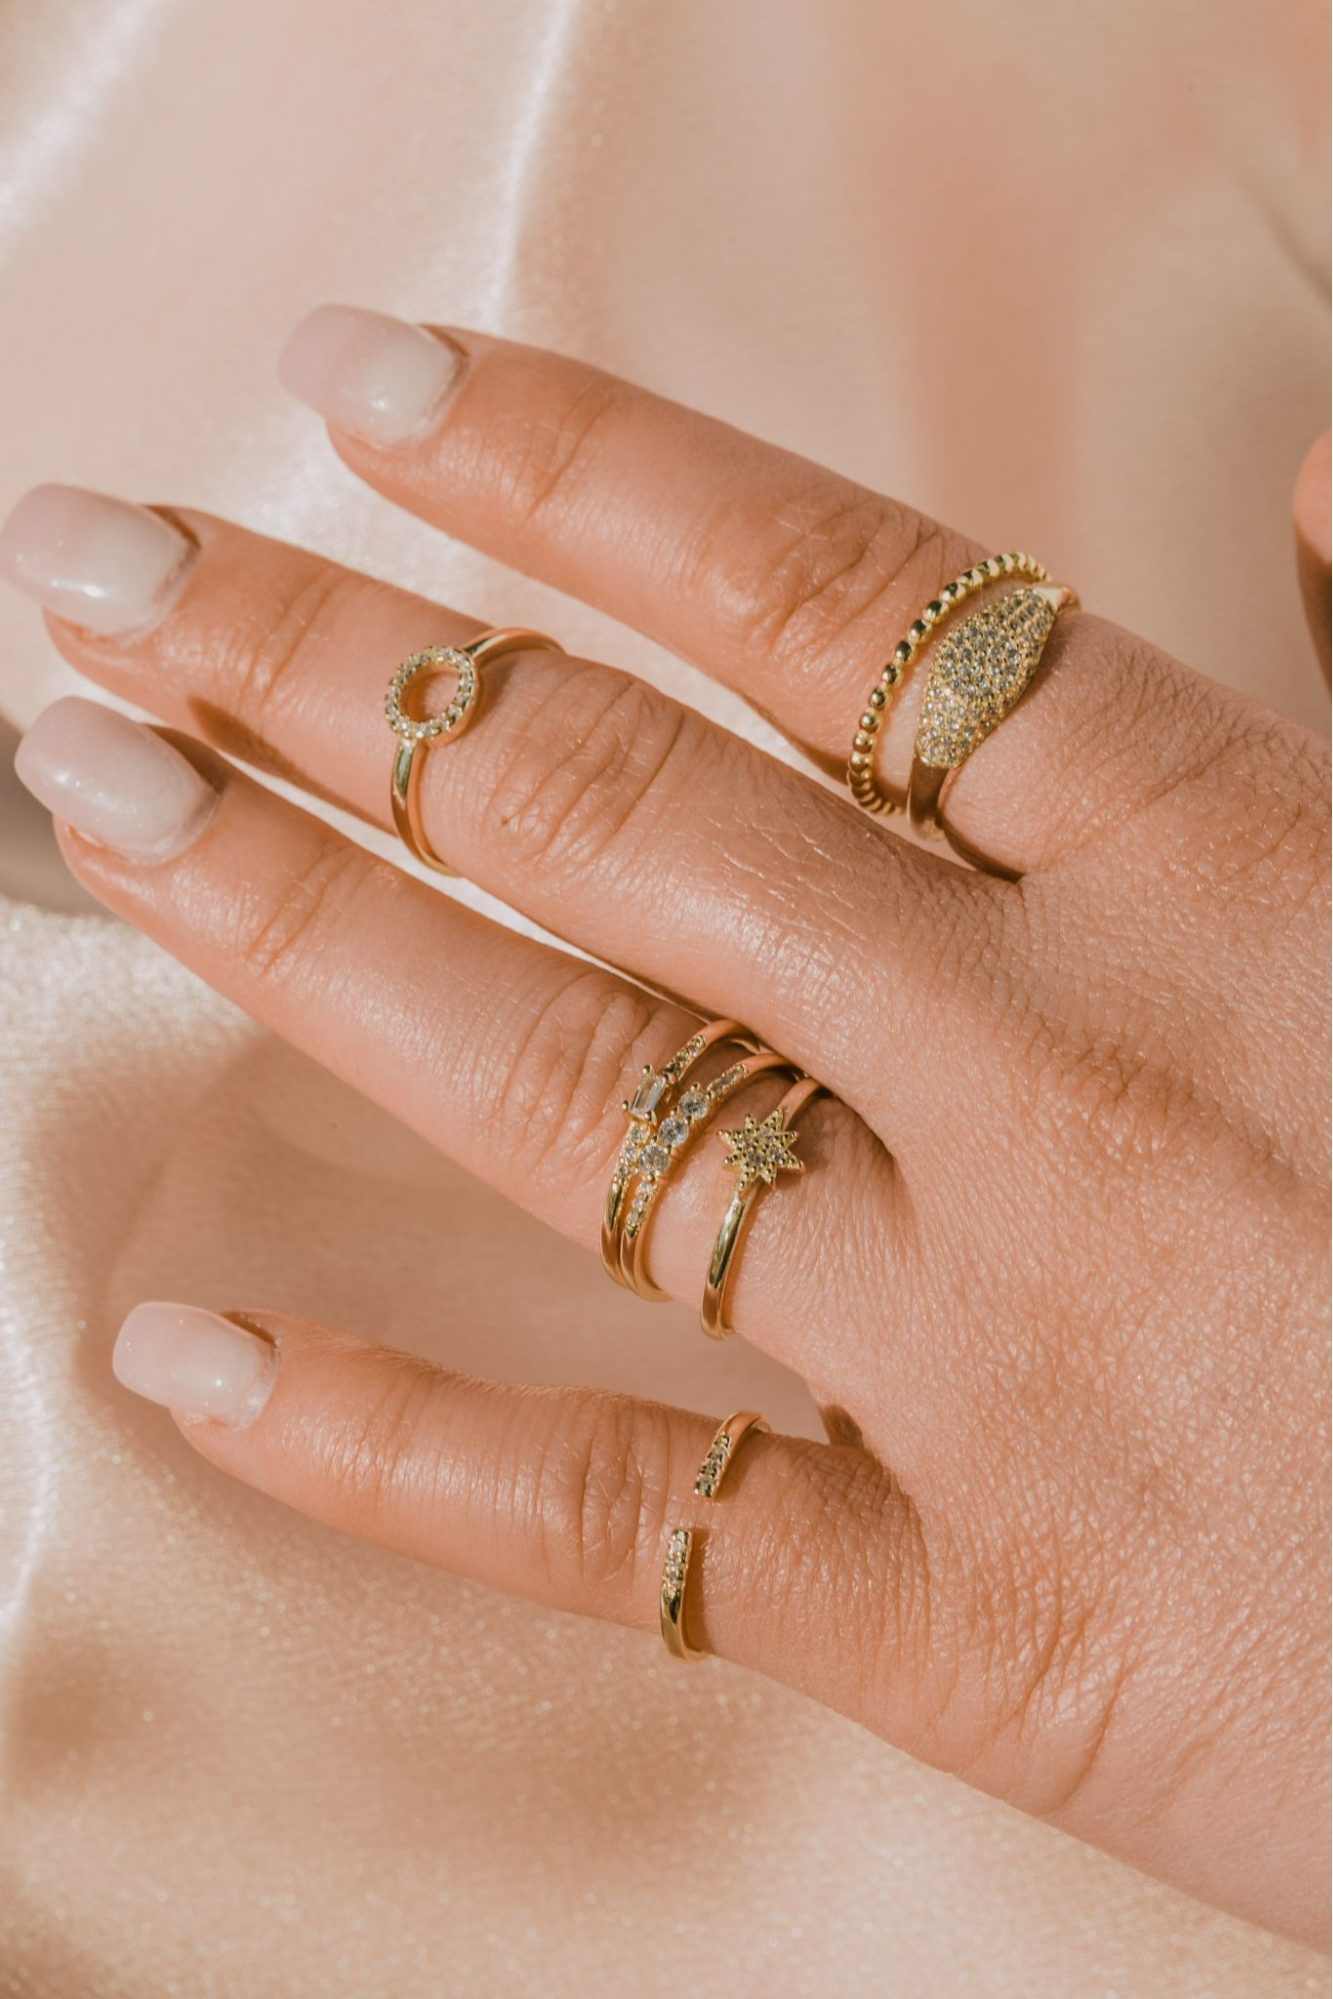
top-left (700, 1075), bottom-right (823, 1341)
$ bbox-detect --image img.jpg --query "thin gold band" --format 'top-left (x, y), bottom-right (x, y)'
top-left (701, 1075), bottom-right (823, 1342)
top-left (601, 1020), bottom-right (763, 1289)
top-left (660, 1411), bottom-right (770, 1661)
top-left (387, 627), bottom-right (564, 877)
top-left (617, 1049), bottom-right (795, 1300)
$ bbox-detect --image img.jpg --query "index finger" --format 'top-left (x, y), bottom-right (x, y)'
top-left (280, 309), bottom-right (1188, 878)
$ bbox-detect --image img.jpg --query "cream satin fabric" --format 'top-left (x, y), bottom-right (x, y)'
top-left (0, 3), bottom-right (1327, 1993)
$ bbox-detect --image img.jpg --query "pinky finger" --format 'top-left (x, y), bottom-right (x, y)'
top-left (110, 1301), bottom-right (920, 1723)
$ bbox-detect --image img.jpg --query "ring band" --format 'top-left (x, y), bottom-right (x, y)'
top-left (847, 552), bottom-right (1050, 820)
top-left (701, 1074), bottom-right (823, 1342)
top-left (660, 1410), bottom-right (770, 1661)
top-left (905, 580), bottom-right (1078, 878)
top-left (602, 1020), bottom-right (764, 1288)
top-left (616, 1049), bottom-right (795, 1300)
top-left (387, 627), bottom-right (564, 876)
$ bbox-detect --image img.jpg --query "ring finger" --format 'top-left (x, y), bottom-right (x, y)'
top-left (15, 700), bottom-right (898, 1385)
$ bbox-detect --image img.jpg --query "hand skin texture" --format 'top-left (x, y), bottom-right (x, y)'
top-left (5, 310), bottom-right (1329, 1948)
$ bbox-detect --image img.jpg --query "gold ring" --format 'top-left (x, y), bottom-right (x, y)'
top-left (616, 1049), bottom-right (795, 1301)
top-left (905, 580), bottom-right (1078, 877)
top-left (701, 1074), bottom-right (823, 1342)
top-left (660, 1410), bottom-right (770, 1662)
top-left (602, 1020), bottom-right (765, 1291)
top-left (386, 626), bottom-right (564, 876)
top-left (847, 553), bottom-right (1050, 819)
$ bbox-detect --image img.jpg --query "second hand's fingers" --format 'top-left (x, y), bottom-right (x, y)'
top-left (285, 311), bottom-right (1222, 876)
top-left (18, 699), bottom-right (894, 1375)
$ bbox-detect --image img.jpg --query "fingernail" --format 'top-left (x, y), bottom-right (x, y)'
top-left (278, 304), bottom-right (464, 448)
top-left (14, 696), bottom-right (218, 861)
top-left (0, 484), bottom-right (194, 637)
top-left (113, 1303), bottom-right (277, 1427)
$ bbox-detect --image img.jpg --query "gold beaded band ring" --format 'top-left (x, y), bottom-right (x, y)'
top-left (387, 627), bottom-right (564, 876)
top-left (701, 1074), bottom-right (823, 1342)
top-left (905, 580), bottom-right (1079, 878)
top-left (660, 1410), bottom-right (770, 1661)
top-left (601, 1020), bottom-right (763, 1288)
top-left (846, 552), bottom-right (1049, 819)
top-left (617, 1049), bottom-right (796, 1301)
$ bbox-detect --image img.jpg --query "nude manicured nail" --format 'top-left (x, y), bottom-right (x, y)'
top-left (0, 484), bottom-right (194, 636)
top-left (278, 304), bottom-right (464, 447)
top-left (113, 1304), bottom-right (277, 1427)
top-left (15, 696), bottom-right (217, 861)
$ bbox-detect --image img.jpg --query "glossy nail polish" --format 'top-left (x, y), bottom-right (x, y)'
top-left (15, 697), bottom-right (217, 862)
top-left (278, 304), bottom-right (464, 447)
top-left (0, 484), bottom-right (194, 636)
top-left (113, 1303), bottom-right (277, 1427)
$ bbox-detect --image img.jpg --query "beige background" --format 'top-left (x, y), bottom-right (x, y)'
top-left (0, 1), bottom-right (1328, 1993)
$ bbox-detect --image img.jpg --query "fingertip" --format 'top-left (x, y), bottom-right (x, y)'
top-left (278, 304), bottom-right (466, 450)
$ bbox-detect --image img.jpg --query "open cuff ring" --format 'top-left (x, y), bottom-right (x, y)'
top-left (660, 1410), bottom-right (770, 1661)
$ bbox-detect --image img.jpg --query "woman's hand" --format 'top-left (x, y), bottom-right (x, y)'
top-left (6, 309), bottom-right (1328, 1945)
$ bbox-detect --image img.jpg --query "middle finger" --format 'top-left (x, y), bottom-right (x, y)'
top-left (11, 490), bottom-right (995, 1127)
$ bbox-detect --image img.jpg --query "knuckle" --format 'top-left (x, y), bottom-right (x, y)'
top-left (232, 835), bottom-right (377, 987)
top-left (530, 1394), bottom-right (674, 1595)
top-left (482, 662), bottom-right (689, 875)
top-left (231, 562), bottom-right (387, 738)
top-left (506, 373), bottom-right (627, 529)
top-left (485, 970), bottom-right (668, 1186)
top-left (1025, 1014), bottom-right (1195, 1170)
top-left (705, 476), bottom-right (965, 692)
top-left (314, 1353), bottom-right (446, 1539)
top-left (980, 1546), bottom-right (1135, 1817)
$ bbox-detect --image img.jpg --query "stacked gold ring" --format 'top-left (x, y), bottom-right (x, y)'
top-left (602, 1019), bottom-right (822, 1343)
top-left (845, 553), bottom-right (1078, 878)
top-left (602, 1019), bottom-right (765, 1290)
top-left (613, 1047), bottom-right (795, 1300)
top-left (701, 1074), bottom-right (824, 1341)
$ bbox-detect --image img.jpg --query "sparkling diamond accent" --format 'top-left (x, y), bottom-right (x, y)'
top-left (662, 1528), bottom-right (691, 1600)
top-left (914, 587), bottom-right (1058, 770)
top-left (693, 1430), bottom-right (734, 1499)
top-left (628, 1070), bottom-right (668, 1120)
top-left (385, 646), bottom-right (478, 742)
top-left (719, 1110), bottom-right (805, 1189)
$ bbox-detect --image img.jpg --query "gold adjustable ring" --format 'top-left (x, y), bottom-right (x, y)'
top-left (701, 1074), bottom-right (823, 1341)
top-left (660, 1411), bottom-right (770, 1662)
top-left (386, 627), bottom-right (564, 876)
top-left (845, 553), bottom-right (1078, 876)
